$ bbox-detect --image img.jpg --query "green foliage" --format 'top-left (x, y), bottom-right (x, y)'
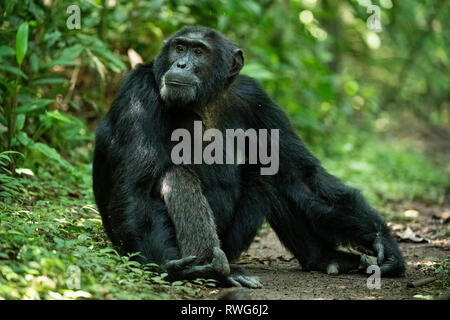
top-left (0, 161), bottom-right (206, 299)
top-left (15, 22), bottom-right (29, 66)
top-left (416, 256), bottom-right (450, 295)
top-left (317, 129), bottom-right (450, 205)
top-left (0, 151), bottom-right (26, 199)
top-left (433, 257), bottom-right (450, 291)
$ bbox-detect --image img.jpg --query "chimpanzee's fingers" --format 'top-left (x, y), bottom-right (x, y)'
top-left (372, 233), bottom-right (405, 277)
top-left (373, 234), bottom-right (384, 265)
top-left (379, 258), bottom-right (400, 276)
top-left (358, 254), bottom-right (373, 272)
top-left (182, 264), bottom-right (216, 278)
top-left (165, 248), bottom-right (231, 281)
top-left (165, 255), bottom-right (197, 271)
top-left (225, 276), bottom-right (242, 288)
top-left (379, 250), bottom-right (405, 276)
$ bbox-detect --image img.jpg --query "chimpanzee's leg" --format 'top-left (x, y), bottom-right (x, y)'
top-left (220, 173), bottom-right (366, 285)
top-left (282, 174), bottom-right (404, 276)
top-left (219, 173), bottom-right (268, 288)
top-left (256, 180), bottom-right (369, 275)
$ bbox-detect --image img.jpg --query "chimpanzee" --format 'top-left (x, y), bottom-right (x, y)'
top-left (93, 26), bottom-right (404, 288)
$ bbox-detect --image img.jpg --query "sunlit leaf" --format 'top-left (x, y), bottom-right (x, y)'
top-left (16, 22), bottom-right (29, 66)
top-left (15, 99), bottom-right (53, 113)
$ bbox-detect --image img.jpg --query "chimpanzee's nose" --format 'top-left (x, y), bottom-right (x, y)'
top-left (177, 62), bottom-right (186, 69)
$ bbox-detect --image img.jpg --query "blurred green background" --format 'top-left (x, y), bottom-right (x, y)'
top-left (0, 0), bottom-right (449, 299)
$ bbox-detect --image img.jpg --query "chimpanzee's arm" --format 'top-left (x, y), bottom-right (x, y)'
top-left (159, 166), bottom-right (236, 282)
top-left (160, 166), bottom-right (221, 263)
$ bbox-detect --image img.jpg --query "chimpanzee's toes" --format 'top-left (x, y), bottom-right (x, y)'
top-left (223, 265), bottom-right (262, 288)
top-left (307, 250), bottom-right (363, 275)
top-left (226, 274), bottom-right (262, 288)
top-left (358, 254), bottom-right (373, 272)
top-left (326, 263), bottom-right (339, 275)
top-left (326, 253), bottom-right (373, 275)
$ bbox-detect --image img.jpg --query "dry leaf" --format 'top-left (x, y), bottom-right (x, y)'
top-left (399, 227), bottom-right (428, 243)
top-left (404, 209), bottom-right (419, 218)
top-left (127, 48), bottom-right (143, 69)
top-left (432, 210), bottom-right (450, 223)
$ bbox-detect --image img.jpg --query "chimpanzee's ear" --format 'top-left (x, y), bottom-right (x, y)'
top-left (230, 49), bottom-right (244, 77)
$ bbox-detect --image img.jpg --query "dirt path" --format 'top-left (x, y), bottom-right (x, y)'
top-left (237, 230), bottom-right (448, 300)
top-left (212, 202), bottom-right (449, 300)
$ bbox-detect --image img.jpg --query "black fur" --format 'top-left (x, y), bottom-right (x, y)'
top-left (93, 27), bottom-right (404, 286)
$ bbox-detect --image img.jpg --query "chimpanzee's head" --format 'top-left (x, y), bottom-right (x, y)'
top-left (154, 26), bottom-right (244, 108)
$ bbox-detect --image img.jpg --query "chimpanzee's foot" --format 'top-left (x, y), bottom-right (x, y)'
top-left (324, 252), bottom-right (373, 275)
top-left (224, 265), bottom-right (262, 289)
top-left (304, 232), bottom-right (406, 277)
top-left (371, 231), bottom-right (405, 276)
top-left (303, 250), bottom-right (372, 275)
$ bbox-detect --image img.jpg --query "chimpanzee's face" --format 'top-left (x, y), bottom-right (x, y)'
top-left (160, 33), bottom-right (212, 106)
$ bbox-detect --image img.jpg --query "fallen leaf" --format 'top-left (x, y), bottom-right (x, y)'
top-left (430, 239), bottom-right (450, 250)
top-left (432, 210), bottom-right (450, 223)
top-left (404, 209), bottom-right (419, 218)
top-left (399, 227), bottom-right (428, 243)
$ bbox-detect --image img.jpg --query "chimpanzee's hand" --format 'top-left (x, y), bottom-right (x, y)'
top-left (372, 232), bottom-right (405, 277)
top-left (164, 247), bottom-right (230, 281)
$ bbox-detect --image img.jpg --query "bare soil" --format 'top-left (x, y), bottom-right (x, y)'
top-left (206, 201), bottom-right (450, 300)
top-left (241, 230), bottom-right (448, 300)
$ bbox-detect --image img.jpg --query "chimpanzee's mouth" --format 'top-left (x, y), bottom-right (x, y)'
top-left (165, 80), bottom-right (194, 87)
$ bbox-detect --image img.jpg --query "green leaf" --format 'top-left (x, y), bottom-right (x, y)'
top-left (15, 99), bottom-right (53, 113)
top-left (0, 65), bottom-right (28, 79)
top-left (16, 113), bottom-right (26, 131)
top-left (59, 44), bottom-right (84, 61)
top-left (0, 45), bottom-right (15, 57)
top-left (46, 110), bottom-right (72, 123)
top-left (241, 63), bottom-right (274, 81)
top-left (16, 131), bottom-right (32, 146)
top-left (31, 78), bottom-right (70, 85)
top-left (30, 142), bottom-right (71, 168)
top-left (45, 59), bottom-right (77, 67)
top-left (16, 22), bottom-right (29, 66)
top-left (29, 53), bottom-right (39, 72)
top-left (0, 79), bottom-right (13, 95)
top-left (68, 100), bottom-right (80, 111)
top-left (92, 46), bottom-right (126, 70)
top-left (0, 112), bottom-right (7, 126)
top-left (42, 44), bottom-right (84, 69)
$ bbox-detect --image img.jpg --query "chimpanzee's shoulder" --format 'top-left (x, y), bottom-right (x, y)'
top-left (234, 74), bottom-right (273, 105)
top-left (122, 62), bottom-right (156, 85)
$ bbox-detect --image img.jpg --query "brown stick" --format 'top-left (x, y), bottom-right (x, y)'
top-left (407, 277), bottom-right (436, 288)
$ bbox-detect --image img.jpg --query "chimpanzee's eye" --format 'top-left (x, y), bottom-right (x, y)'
top-left (175, 45), bottom-right (184, 53)
top-left (194, 48), bottom-right (203, 56)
